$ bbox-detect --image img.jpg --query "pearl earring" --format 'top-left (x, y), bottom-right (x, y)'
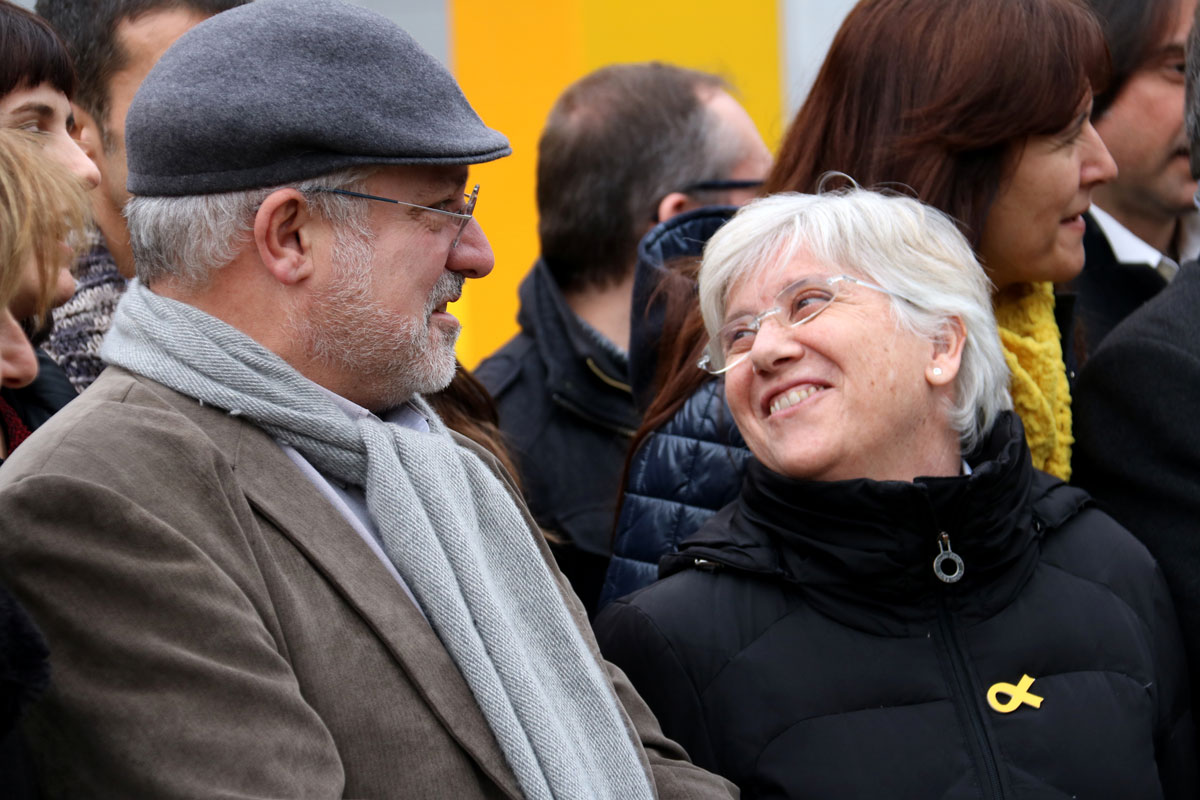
top-left (932, 367), bottom-right (943, 376)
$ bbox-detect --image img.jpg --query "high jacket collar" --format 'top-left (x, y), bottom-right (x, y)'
top-left (668, 412), bottom-right (1047, 635)
top-left (627, 206), bottom-right (737, 412)
top-left (516, 260), bottom-right (640, 434)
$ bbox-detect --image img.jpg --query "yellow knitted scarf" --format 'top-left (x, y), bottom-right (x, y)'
top-left (992, 282), bottom-right (1072, 480)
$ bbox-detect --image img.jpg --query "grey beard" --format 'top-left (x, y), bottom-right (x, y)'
top-left (297, 232), bottom-right (464, 410)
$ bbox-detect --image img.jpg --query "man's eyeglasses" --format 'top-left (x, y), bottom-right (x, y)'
top-left (697, 274), bottom-right (903, 375)
top-left (311, 184), bottom-right (480, 248)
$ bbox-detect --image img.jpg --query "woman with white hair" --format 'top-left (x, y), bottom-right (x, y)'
top-left (594, 189), bottom-right (1196, 799)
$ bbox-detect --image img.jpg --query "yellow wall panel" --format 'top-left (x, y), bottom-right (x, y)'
top-left (578, 0), bottom-right (785, 147)
top-left (450, 0), bottom-right (587, 366)
top-left (450, 0), bottom-right (782, 367)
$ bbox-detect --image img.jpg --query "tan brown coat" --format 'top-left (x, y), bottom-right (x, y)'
top-left (0, 368), bottom-right (735, 799)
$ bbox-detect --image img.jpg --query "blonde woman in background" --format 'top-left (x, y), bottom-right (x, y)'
top-left (0, 128), bottom-right (90, 461)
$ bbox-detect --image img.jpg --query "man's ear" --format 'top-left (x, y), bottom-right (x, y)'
top-left (72, 104), bottom-right (102, 161)
top-left (656, 191), bottom-right (694, 223)
top-left (254, 189), bottom-right (315, 286)
top-left (926, 315), bottom-right (967, 386)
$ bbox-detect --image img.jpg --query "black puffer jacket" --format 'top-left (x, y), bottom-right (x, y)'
top-left (595, 413), bottom-right (1197, 799)
top-left (600, 378), bottom-right (748, 609)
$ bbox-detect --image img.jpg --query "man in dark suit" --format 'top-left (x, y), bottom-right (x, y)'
top-left (1073, 0), bottom-right (1200, 748)
top-left (1071, 0), bottom-right (1200, 367)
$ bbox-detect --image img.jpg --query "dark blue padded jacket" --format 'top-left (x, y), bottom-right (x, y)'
top-left (599, 206), bottom-right (752, 610)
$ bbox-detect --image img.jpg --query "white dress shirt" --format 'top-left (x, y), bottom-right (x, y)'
top-left (275, 381), bottom-right (429, 617)
top-left (1089, 204), bottom-right (1200, 282)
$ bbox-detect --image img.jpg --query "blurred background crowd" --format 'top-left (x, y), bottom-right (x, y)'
top-left (2, 0), bottom-right (1200, 797)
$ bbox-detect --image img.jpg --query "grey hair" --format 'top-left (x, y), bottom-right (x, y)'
top-left (698, 188), bottom-right (1012, 455)
top-left (125, 167), bottom-right (376, 287)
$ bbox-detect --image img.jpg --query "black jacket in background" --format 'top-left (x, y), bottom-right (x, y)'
top-left (0, 584), bottom-right (48, 799)
top-left (0, 350), bottom-right (75, 436)
top-left (596, 413), bottom-right (1196, 798)
top-left (476, 260), bottom-right (639, 615)
top-left (0, 351), bottom-right (69, 797)
top-left (1064, 211), bottom-right (1167, 370)
top-left (626, 206), bottom-right (736, 413)
top-left (1073, 258), bottom-right (1200, 748)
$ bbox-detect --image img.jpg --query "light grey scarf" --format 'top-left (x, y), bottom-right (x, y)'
top-left (102, 280), bottom-right (654, 800)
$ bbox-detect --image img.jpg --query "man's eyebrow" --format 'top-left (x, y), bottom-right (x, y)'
top-left (429, 169), bottom-right (470, 194)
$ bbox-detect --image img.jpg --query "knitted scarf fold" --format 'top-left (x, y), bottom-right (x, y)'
top-left (992, 282), bottom-right (1072, 480)
top-left (45, 229), bottom-right (128, 393)
top-left (101, 281), bottom-right (654, 800)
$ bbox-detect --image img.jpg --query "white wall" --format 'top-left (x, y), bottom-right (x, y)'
top-left (780, 0), bottom-right (856, 116)
top-left (339, 0), bottom-right (449, 65)
top-left (16, 0), bottom-right (856, 127)
top-left (12, 0), bottom-right (450, 66)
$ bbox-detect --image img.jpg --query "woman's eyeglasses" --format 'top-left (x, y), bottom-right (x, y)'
top-left (697, 274), bottom-right (902, 375)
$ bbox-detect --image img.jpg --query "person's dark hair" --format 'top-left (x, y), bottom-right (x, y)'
top-left (765, 0), bottom-right (1109, 249)
top-left (426, 361), bottom-right (524, 494)
top-left (35, 0), bottom-right (245, 146)
top-left (537, 62), bottom-right (734, 294)
top-left (427, 363), bottom-right (567, 545)
top-left (1187, 1), bottom-right (1200, 177)
top-left (1086, 0), bottom-right (1180, 118)
top-left (0, 0), bottom-right (75, 100)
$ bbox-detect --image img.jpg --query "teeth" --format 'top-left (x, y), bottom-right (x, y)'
top-left (769, 385), bottom-right (823, 415)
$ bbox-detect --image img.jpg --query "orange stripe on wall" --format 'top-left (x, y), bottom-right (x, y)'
top-left (450, 0), bottom-right (782, 367)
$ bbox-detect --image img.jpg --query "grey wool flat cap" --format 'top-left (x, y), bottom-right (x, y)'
top-left (125, 0), bottom-right (510, 196)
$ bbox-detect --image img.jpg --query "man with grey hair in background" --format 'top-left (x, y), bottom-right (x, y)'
top-left (0, 1), bottom-right (736, 797)
top-left (1073, 0), bottom-right (1200, 761)
top-left (476, 64), bottom-right (771, 614)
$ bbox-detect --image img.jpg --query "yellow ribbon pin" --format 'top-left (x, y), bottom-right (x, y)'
top-left (987, 674), bottom-right (1044, 713)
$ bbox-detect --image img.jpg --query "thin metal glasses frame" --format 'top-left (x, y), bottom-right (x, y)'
top-left (312, 184), bottom-right (480, 248)
top-left (697, 274), bottom-right (901, 375)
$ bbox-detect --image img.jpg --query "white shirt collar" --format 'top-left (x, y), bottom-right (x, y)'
top-left (1179, 211), bottom-right (1200, 264)
top-left (1089, 204), bottom-right (1200, 282)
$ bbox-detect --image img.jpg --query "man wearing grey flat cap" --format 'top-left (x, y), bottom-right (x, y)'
top-left (0, 1), bottom-right (737, 798)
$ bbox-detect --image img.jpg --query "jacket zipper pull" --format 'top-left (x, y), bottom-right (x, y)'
top-left (933, 532), bottom-right (964, 584)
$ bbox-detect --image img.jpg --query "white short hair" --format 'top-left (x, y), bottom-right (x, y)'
top-left (125, 167), bottom-right (376, 287)
top-left (698, 189), bottom-right (1012, 454)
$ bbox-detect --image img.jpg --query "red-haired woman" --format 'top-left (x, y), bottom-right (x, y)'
top-left (769, 0), bottom-right (1116, 480)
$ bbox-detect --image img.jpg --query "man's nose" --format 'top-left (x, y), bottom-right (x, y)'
top-left (447, 219), bottom-right (494, 280)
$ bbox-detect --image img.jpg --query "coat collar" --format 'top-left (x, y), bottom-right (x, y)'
top-left (131, 371), bottom-right (525, 799)
top-left (667, 412), bottom-right (1052, 635)
top-left (516, 260), bottom-right (640, 434)
top-left (627, 207), bottom-right (737, 412)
